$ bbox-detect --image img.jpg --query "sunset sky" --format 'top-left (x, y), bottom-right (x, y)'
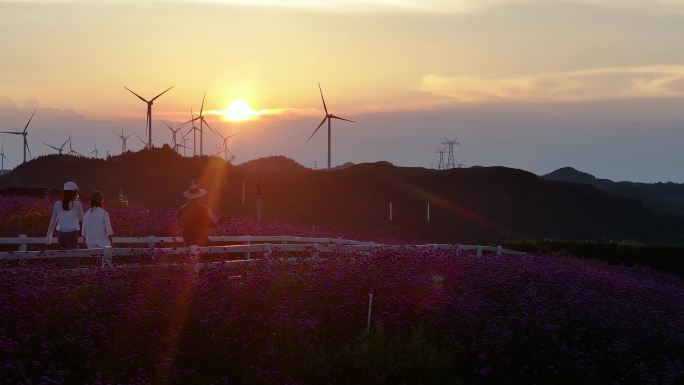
top-left (1, 0), bottom-right (684, 181)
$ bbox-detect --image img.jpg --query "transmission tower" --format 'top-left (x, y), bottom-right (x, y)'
top-left (441, 137), bottom-right (460, 169)
top-left (434, 146), bottom-right (446, 170)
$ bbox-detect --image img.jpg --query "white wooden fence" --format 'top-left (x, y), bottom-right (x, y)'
top-left (0, 234), bottom-right (524, 268)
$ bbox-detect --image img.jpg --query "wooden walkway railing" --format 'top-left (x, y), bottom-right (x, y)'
top-left (0, 235), bottom-right (525, 268)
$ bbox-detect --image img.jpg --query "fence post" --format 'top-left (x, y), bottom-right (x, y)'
top-left (427, 202), bottom-right (430, 222)
top-left (496, 246), bottom-right (502, 256)
top-left (263, 243), bottom-right (273, 258)
top-left (389, 202), bottom-right (393, 221)
top-left (366, 293), bottom-right (374, 334)
top-left (147, 236), bottom-right (156, 248)
top-left (476, 246), bottom-right (482, 257)
top-left (189, 245), bottom-right (200, 263)
top-left (18, 234), bottom-right (27, 251)
top-left (246, 236), bottom-right (251, 260)
top-left (101, 247), bottom-right (113, 268)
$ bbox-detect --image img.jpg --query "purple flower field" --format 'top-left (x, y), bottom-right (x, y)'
top-left (0, 195), bottom-right (404, 245)
top-left (1, 249), bottom-right (683, 384)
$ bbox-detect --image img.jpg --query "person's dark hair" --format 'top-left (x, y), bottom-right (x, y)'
top-left (62, 189), bottom-right (78, 211)
top-left (90, 191), bottom-right (103, 212)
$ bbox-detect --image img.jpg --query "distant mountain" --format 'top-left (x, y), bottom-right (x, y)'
top-left (236, 156), bottom-right (308, 174)
top-left (2, 149), bottom-right (684, 245)
top-left (544, 167), bottom-right (684, 214)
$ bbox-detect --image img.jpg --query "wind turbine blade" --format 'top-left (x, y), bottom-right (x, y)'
top-left (181, 117), bottom-right (201, 125)
top-left (306, 116), bottom-right (328, 143)
top-left (23, 109), bottom-right (37, 133)
top-left (44, 143), bottom-right (60, 151)
top-left (0, 131), bottom-right (21, 135)
top-left (318, 83), bottom-right (328, 114)
top-left (60, 137), bottom-right (70, 148)
top-left (226, 133), bottom-right (238, 140)
top-left (136, 136), bottom-right (147, 146)
top-left (199, 92), bottom-right (206, 117)
top-left (330, 115), bottom-right (354, 123)
top-left (124, 87), bottom-right (149, 103)
top-left (200, 117), bottom-right (216, 135)
top-left (163, 121), bottom-right (173, 130)
top-left (151, 85), bottom-right (174, 102)
top-left (125, 133), bottom-right (134, 140)
top-left (25, 141), bottom-right (32, 159)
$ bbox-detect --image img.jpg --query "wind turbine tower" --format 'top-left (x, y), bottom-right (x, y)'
top-left (182, 94), bottom-right (212, 156)
top-left (115, 125), bottom-right (134, 154)
top-left (306, 83), bottom-right (355, 169)
top-left (0, 109), bottom-right (37, 164)
top-left (0, 141), bottom-right (8, 171)
top-left (89, 142), bottom-right (100, 158)
top-left (124, 85), bottom-right (174, 149)
top-left (44, 136), bottom-right (70, 155)
top-left (66, 136), bottom-right (82, 156)
top-left (164, 121), bottom-right (183, 152)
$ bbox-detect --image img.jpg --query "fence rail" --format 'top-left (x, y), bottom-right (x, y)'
top-left (0, 235), bottom-right (378, 249)
top-left (0, 234), bottom-right (525, 268)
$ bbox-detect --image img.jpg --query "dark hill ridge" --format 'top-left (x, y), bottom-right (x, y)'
top-left (236, 155), bottom-right (308, 174)
top-left (544, 167), bottom-right (684, 214)
top-left (2, 148), bottom-right (684, 244)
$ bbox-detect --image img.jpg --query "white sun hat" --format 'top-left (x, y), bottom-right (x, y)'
top-left (63, 181), bottom-right (79, 191)
top-left (183, 180), bottom-right (207, 200)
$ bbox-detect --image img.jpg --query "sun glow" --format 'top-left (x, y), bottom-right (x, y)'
top-left (219, 99), bottom-right (259, 121)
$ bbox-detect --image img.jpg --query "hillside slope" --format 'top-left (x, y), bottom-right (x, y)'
top-left (2, 149), bottom-right (683, 244)
top-left (544, 167), bottom-right (684, 214)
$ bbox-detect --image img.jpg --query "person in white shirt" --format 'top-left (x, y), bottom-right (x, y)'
top-left (82, 191), bottom-right (114, 249)
top-left (46, 181), bottom-right (84, 249)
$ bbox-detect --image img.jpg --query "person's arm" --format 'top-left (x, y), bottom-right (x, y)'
top-left (77, 201), bottom-right (84, 231)
top-left (46, 203), bottom-right (59, 244)
top-left (81, 212), bottom-right (88, 240)
top-left (104, 211), bottom-right (114, 246)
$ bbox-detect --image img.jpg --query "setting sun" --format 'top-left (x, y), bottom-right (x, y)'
top-left (220, 99), bottom-right (258, 121)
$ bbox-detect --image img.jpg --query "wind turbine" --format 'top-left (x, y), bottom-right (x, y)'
top-left (182, 93), bottom-right (211, 156)
top-left (89, 141), bottom-right (100, 158)
top-left (0, 109), bottom-right (37, 164)
top-left (306, 83), bottom-right (354, 169)
top-left (215, 132), bottom-right (237, 161)
top-left (164, 121), bottom-right (183, 152)
top-left (135, 135), bottom-right (147, 149)
top-left (115, 125), bottom-right (134, 154)
top-left (66, 136), bottom-right (82, 157)
top-left (124, 85), bottom-right (174, 149)
top-left (0, 141), bottom-right (8, 171)
top-left (44, 136), bottom-right (71, 155)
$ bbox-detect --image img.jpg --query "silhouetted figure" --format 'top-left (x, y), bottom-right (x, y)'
top-left (178, 180), bottom-right (213, 247)
top-left (46, 181), bottom-right (84, 249)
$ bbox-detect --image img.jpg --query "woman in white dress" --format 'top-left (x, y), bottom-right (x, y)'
top-left (46, 181), bottom-right (84, 249)
top-left (82, 191), bottom-right (114, 248)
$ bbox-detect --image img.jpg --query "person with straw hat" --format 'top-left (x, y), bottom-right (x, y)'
top-left (178, 179), bottom-right (214, 247)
